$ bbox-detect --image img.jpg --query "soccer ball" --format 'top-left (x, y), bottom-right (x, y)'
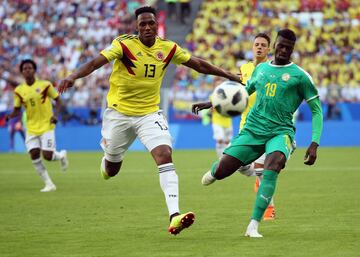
top-left (211, 81), bottom-right (249, 117)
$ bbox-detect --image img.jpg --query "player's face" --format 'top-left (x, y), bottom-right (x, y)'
top-left (137, 13), bottom-right (158, 45)
top-left (252, 37), bottom-right (269, 59)
top-left (274, 36), bottom-right (295, 64)
top-left (21, 63), bottom-right (36, 79)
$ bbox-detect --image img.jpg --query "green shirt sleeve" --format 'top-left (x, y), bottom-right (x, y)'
top-left (307, 97), bottom-right (323, 144)
top-left (245, 66), bottom-right (258, 96)
top-left (299, 69), bottom-right (318, 102)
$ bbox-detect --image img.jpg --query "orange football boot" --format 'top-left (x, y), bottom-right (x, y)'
top-left (263, 205), bottom-right (276, 221)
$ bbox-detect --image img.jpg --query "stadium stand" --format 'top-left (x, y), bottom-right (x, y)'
top-left (0, 0), bottom-right (157, 116)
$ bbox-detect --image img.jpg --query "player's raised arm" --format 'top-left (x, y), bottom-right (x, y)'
top-left (58, 54), bottom-right (108, 94)
top-left (182, 56), bottom-right (241, 83)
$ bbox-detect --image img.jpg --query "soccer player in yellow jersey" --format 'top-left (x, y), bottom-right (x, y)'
top-left (237, 33), bottom-right (277, 220)
top-left (209, 80), bottom-right (233, 158)
top-left (211, 107), bottom-right (233, 158)
top-left (59, 6), bottom-right (241, 235)
top-left (6, 59), bottom-right (69, 192)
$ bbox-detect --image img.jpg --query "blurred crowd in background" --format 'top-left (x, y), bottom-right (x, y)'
top-left (172, 0), bottom-right (360, 111)
top-left (0, 0), bottom-right (156, 117)
top-left (0, 0), bottom-right (359, 125)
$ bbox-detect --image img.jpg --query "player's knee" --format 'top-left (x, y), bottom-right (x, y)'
top-left (214, 155), bottom-right (242, 180)
top-left (42, 151), bottom-right (53, 161)
top-left (29, 148), bottom-right (41, 160)
top-left (265, 152), bottom-right (286, 172)
top-left (151, 145), bottom-right (172, 165)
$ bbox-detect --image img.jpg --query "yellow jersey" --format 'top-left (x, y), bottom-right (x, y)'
top-left (14, 79), bottom-right (58, 135)
top-left (101, 34), bottom-right (191, 116)
top-left (239, 62), bottom-right (256, 129)
top-left (212, 109), bottom-right (232, 128)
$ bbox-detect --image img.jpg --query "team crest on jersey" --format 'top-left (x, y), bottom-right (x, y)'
top-left (282, 73), bottom-right (290, 81)
top-left (35, 88), bottom-right (41, 93)
top-left (156, 51), bottom-right (164, 61)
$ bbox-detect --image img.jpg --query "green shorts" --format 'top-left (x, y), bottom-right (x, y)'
top-left (224, 129), bottom-right (295, 165)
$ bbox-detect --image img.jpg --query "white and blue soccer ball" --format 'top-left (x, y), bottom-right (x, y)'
top-left (211, 81), bottom-right (249, 117)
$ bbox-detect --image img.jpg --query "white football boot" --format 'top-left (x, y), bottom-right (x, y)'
top-left (201, 171), bottom-right (216, 186)
top-left (60, 150), bottom-right (69, 172)
top-left (40, 184), bottom-right (56, 192)
top-left (245, 219), bottom-right (263, 238)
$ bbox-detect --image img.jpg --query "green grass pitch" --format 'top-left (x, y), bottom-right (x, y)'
top-left (0, 148), bottom-right (359, 257)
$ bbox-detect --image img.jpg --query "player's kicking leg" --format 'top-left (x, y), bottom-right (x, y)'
top-left (202, 154), bottom-right (244, 185)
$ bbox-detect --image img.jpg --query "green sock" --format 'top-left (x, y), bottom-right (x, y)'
top-left (251, 170), bottom-right (278, 221)
top-left (210, 161), bottom-right (219, 177)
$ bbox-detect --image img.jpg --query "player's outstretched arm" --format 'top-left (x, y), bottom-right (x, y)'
top-left (304, 97), bottom-right (323, 165)
top-left (192, 102), bottom-right (212, 115)
top-left (58, 55), bottom-right (108, 94)
top-left (183, 56), bottom-right (241, 83)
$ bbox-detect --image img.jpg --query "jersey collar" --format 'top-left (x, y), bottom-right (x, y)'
top-left (268, 60), bottom-right (294, 67)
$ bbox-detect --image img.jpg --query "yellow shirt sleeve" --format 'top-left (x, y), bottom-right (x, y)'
top-left (171, 44), bottom-right (191, 65)
top-left (14, 88), bottom-right (22, 108)
top-left (47, 82), bottom-right (59, 99)
top-left (100, 38), bottom-right (123, 62)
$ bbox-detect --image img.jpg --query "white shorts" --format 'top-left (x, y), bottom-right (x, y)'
top-left (100, 108), bottom-right (172, 162)
top-left (212, 124), bottom-right (233, 142)
top-left (254, 153), bottom-right (266, 165)
top-left (25, 130), bottom-right (56, 152)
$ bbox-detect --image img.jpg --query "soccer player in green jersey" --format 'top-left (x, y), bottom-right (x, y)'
top-left (193, 29), bottom-right (323, 237)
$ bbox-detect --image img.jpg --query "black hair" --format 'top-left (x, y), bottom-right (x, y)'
top-left (135, 6), bottom-right (156, 19)
top-left (277, 29), bottom-right (296, 42)
top-left (19, 59), bottom-right (37, 72)
top-left (255, 33), bottom-right (271, 46)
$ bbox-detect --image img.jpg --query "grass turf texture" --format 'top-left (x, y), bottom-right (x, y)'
top-left (0, 148), bottom-right (359, 257)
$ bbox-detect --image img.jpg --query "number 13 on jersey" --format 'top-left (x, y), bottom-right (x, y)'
top-left (265, 83), bottom-right (277, 97)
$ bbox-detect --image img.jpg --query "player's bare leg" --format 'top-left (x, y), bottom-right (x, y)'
top-left (100, 157), bottom-right (122, 179)
top-left (43, 150), bottom-right (69, 172)
top-left (202, 154), bottom-right (244, 185)
top-left (30, 148), bottom-right (56, 192)
top-left (151, 144), bottom-right (195, 235)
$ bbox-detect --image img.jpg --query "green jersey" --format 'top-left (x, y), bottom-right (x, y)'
top-left (244, 61), bottom-right (319, 140)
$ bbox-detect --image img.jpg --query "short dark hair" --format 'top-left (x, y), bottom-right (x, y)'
top-left (135, 6), bottom-right (156, 19)
top-left (19, 59), bottom-right (37, 72)
top-left (277, 29), bottom-right (296, 42)
top-left (255, 33), bottom-right (271, 46)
